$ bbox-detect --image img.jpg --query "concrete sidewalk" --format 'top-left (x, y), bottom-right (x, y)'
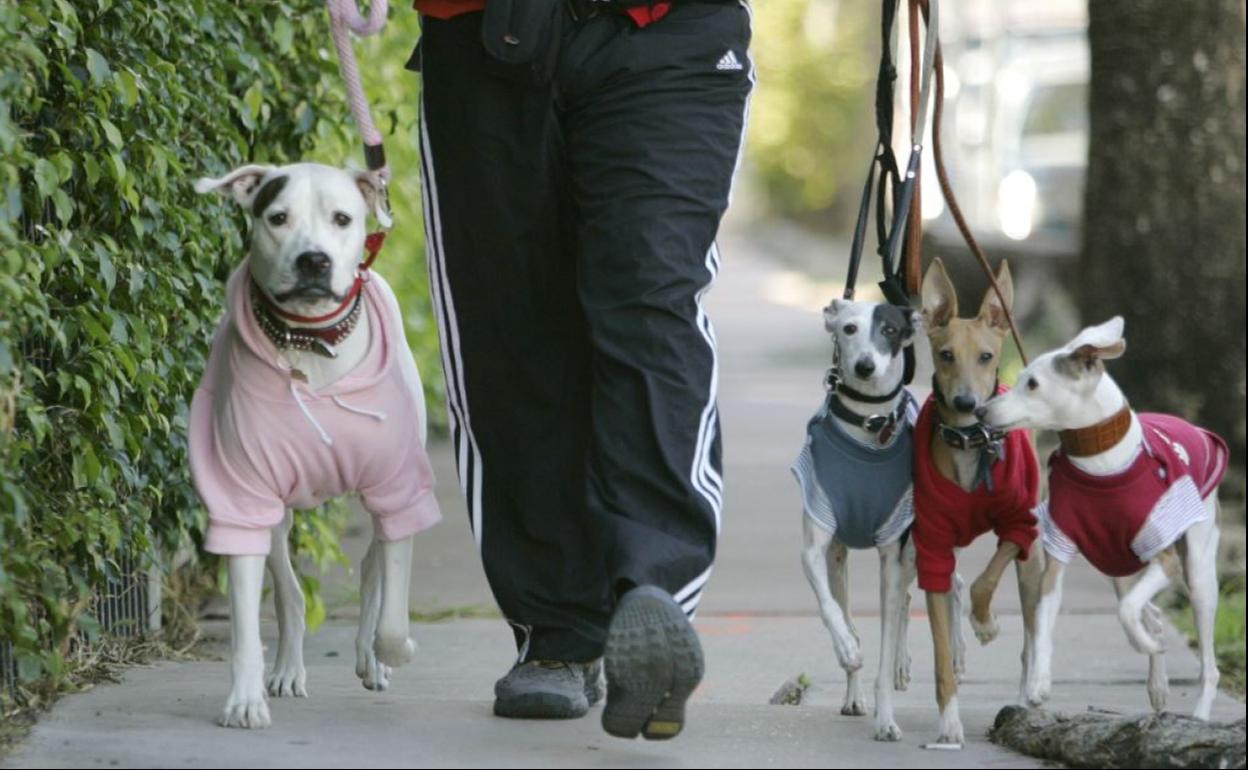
top-left (4, 220), bottom-right (1244, 768)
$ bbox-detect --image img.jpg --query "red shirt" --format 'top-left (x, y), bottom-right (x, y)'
top-left (912, 394), bottom-right (1040, 592)
top-left (413, 0), bottom-right (672, 27)
top-left (1043, 413), bottom-right (1227, 577)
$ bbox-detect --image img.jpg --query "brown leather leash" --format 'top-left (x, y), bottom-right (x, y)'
top-left (904, 0), bottom-right (1029, 365)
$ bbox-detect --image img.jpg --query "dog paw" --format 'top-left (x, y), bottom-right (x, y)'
top-left (220, 657), bottom-right (270, 728)
top-left (894, 652), bottom-right (911, 692)
top-left (266, 660), bottom-right (308, 698)
top-left (873, 719), bottom-right (903, 742)
top-left (220, 685), bottom-right (270, 729)
top-left (1024, 677), bottom-right (1050, 707)
top-left (374, 633), bottom-right (416, 669)
top-left (355, 645), bottom-right (392, 692)
top-left (1119, 607), bottom-right (1165, 656)
top-left (833, 638), bottom-right (863, 673)
top-left (841, 693), bottom-right (867, 717)
top-left (933, 700), bottom-right (964, 747)
top-left (970, 611), bottom-right (999, 645)
top-left (1147, 677), bottom-right (1168, 713)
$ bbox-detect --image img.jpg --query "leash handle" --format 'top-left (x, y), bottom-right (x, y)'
top-left (326, 0), bottom-right (390, 181)
top-left (844, 0), bottom-right (935, 304)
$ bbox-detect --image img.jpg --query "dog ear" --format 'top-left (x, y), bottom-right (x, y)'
top-left (1066, 316), bottom-right (1127, 368)
top-left (353, 170), bottom-right (393, 229)
top-left (902, 307), bottom-right (922, 344)
top-left (823, 298), bottom-right (850, 332)
top-left (976, 259), bottom-right (1014, 331)
top-left (193, 164), bottom-right (276, 208)
top-left (920, 258), bottom-right (958, 328)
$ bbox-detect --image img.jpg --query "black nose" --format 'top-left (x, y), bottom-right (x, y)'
top-left (296, 251), bottom-right (332, 277)
top-left (952, 394), bottom-right (978, 414)
top-left (854, 358), bottom-right (876, 378)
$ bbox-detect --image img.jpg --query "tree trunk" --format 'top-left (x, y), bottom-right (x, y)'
top-left (989, 706), bottom-right (1246, 769)
top-left (1082, 1), bottom-right (1247, 480)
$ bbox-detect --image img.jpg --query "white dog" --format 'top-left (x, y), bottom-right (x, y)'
top-left (792, 299), bottom-right (928, 741)
top-left (192, 163), bottom-right (442, 728)
top-left (978, 317), bottom-right (1226, 719)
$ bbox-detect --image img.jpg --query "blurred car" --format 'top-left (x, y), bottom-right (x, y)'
top-left (920, 4), bottom-right (1088, 264)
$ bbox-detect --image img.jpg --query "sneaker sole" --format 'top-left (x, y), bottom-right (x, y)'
top-left (602, 587), bottom-right (704, 740)
top-left (493, 691), bottom-right (588, 720)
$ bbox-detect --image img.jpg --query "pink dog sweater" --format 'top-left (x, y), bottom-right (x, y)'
top-left (190, 262), bottom-right (442, 555)
top-left (1040, 413), bottom-right (1226, 577)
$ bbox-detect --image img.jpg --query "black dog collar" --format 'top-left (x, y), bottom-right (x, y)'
top-left (827, 389), bottom-right (911, 445)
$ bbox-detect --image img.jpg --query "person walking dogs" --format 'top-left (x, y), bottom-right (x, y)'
top-left (409, 0), bottom-right (753, 739)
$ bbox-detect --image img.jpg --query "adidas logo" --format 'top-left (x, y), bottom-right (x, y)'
top-left (716, 50), bottom-right (744, 72)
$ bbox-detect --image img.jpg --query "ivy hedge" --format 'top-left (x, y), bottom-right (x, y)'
top-left (0, 0), bottom-right (439, 700)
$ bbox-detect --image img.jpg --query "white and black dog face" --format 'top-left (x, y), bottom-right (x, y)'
top-left (977, 316), bottom-right (1127, 432)
top-left (823, 299), bottom-right (920, 396)
top-left (195, 162), bottom-right (388, 316)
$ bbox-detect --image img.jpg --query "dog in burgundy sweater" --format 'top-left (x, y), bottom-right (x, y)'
top-left (916, 258), bottom-right (1045, 747)
top-left (979, 317), bottom-right (1226, 720)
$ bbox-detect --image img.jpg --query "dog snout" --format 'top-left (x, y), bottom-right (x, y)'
top-left (854, 357), bottom-right (876, 378)
top-left (295, 251), bottom-right (332, 278)
top-left (952, 394), bottom-right (977, 414)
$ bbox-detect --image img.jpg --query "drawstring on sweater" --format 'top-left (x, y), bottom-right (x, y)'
top-left (332, 396), bottom-right (386, 421)
top-left (287, 381), bottom-right (388, 447)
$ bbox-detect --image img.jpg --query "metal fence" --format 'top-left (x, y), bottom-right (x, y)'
top-left (0, 547), bottom-right (157, 702)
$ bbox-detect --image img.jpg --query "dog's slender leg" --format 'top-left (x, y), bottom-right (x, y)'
top-left (1025, 557), bottom-right (1064, 706)
top-left (827, 538), bottom-right (865, 716)
top-left (1184, 506), bottom-right (1221, 720)
top-left (1116, 561), bottom-right (1170, 657)
top-left (926, 590), bottom-right (963, 746)
top-left (1014, 548), bottom-right (1043, 704)
top-left (375, 533), bottom-right (416, 668)
top-left (950, 569), bottom-right (967, 680)
top-left (969, 541), bottom-right (1020, 645)
top-left (873, 542), bottom-right (904, 741)
top-left (355, 534), bottom-right (391, 691)
top-left (265, 510), bottom-right (307, 698)
top-left (221, 555), bottom-right (270, 729)
top-left (895, 537), bottom-right (916, 692)
top-left (800, 519), bottom-right (863, 681)
top-left (1109, 574), bottom-right (1167, 712)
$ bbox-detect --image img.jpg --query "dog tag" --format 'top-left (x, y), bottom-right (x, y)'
top-left (877, 424), bottom-right (895, 445)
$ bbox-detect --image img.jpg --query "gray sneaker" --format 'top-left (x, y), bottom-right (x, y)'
top-left (602, 586), bottom-right (705, 740)
top-left (493, 659), bottom-right (605, 719)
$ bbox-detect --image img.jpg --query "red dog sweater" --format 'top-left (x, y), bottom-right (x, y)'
top-left (1040, 413), bottom-right (1227, 577)
top-left (913, 394), bottom-right (1040, 592)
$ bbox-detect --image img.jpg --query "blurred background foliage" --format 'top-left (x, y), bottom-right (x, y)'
top-left (747, 0), bottom-right (876, 227)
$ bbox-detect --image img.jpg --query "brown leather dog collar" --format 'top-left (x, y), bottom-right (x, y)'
top-left (1059, 404), bottom-right (1133, 457)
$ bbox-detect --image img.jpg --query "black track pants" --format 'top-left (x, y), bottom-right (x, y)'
top-left (417, 1), bottom-right (753, 662)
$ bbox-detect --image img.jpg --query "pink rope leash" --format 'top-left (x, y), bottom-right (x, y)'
top-left (325, 0), bottom-right (390, 182)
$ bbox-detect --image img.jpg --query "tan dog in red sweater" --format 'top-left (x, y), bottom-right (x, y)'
top-left (914, 258), bottom-right (1046, 747)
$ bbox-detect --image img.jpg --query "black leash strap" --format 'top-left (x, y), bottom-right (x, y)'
top-left (837, 0), bottom-right (938, 386)
top-left (843, 0), bottom-right (937, 306)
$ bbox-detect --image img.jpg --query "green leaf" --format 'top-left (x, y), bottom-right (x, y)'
top-left (274, 17), bottom-right (293, 54)
top-left (98, 249), bottom-right (116, 293)
top-left (116, 70), bottom-right (139, 107)
top-left (85, 47), bottom-right (111, 85)
top-left (34, 158), bottom-right (59, 198)
top-left (100, 118), bottom-right (123, 149)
